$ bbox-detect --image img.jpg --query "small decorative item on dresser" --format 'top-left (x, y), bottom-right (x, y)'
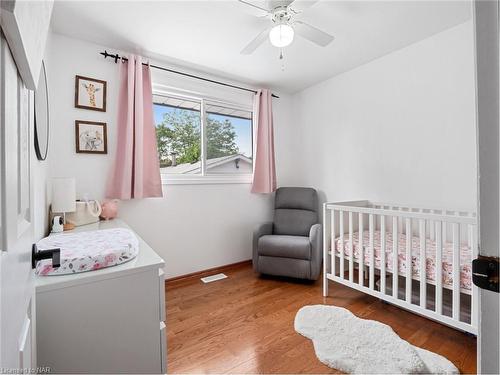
top-left (75, 75), bottom-right (107, 111)
top-left (51, 216), bottom-right (64, 233)
top-left (100, 199), bottom-right (119, 220)
top-left (66, 199), bottom-right (102, 227)
top-left (75, 120), bottom-right (107, 154)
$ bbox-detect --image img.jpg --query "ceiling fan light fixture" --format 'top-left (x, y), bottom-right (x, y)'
top-left (269, 23), bottom-right (294, 48)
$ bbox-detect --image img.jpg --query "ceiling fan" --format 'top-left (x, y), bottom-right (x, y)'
top-left (238, 0), bottom-right (334, 54)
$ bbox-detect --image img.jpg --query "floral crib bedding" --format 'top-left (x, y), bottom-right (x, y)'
top-left (334, 230), bottom-right (472, 291)
top-left (36, 228), bottom-right (139, 276)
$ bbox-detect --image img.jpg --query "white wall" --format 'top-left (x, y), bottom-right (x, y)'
top-left (32, 99), bottom-right (50, 240)
top-left (45, 33), bottom-right (294, 278)
top-left (292, 21), bottom-right (477, 211)
top-left (32, 27), bottom-right (54, 241)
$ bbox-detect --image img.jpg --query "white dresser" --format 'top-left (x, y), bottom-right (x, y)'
top-left (35, 219), bottom-right (166, 374)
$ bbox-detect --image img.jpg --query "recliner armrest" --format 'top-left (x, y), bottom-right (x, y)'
top-left (253, 222), bottom-right (273, 272)
top-left (309, 223), bottom-right (323, 280)
top-left (309, 223), bottom-right (322, 245)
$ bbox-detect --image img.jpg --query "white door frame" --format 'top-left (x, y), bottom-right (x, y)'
top-left (0, 0), bottom-right (53, 371)
top-left (473, 0), bottom-right (500, 373)
top-left (0, 29), bottom-right (36, 370)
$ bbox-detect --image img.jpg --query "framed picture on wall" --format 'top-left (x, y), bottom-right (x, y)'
top-left (74, 75), bottom-right (107, 112)
top-left (75, 120), bottom-right (108, 154)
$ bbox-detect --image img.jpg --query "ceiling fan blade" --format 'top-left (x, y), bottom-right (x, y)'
top-left (293, 20), bottom-right (334, 47)
top-left (265, 0), bottom-right (294, 10)
top-left (238, 0), bottom-right (271, 17)
top-left (289, 0), bottom-right (319, 13)
top-left (241, 27), bottom-right (271, 54)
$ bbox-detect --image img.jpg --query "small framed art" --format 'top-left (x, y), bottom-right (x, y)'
top-left (75, 120), bottom-right (107, 154)
top-left (75, 75), bottom-right (107, 112)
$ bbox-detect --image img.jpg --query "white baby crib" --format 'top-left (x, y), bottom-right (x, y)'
top-left (322, 200), bottom-right (478, 334)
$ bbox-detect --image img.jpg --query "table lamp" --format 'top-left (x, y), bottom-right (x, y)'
top-left (52, 177), bottom-right (76, 231)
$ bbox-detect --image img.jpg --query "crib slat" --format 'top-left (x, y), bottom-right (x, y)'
top-left (358, 213), bottom-right (364, 285)
top-left (339, 211), bottom-right (344, 279)
top-left (452, 223), bottom-right (460, 321)
top-left (392, 217), bottom-right (398, 298)
top-left (469, 224), bottom-right (478, 327)
top-left (435, 222), bottom-right (443, 314)
top-left (323, 206), bottom-right (329, 296)
top-left (369, 214), bottom-right (375, 290)
top-left (331, 210), bottom-right (336, 277)
top-left (349, 212), bottom-right (354, 283)
top-left (443, 222), bottom-right (447, 248)
top-left (419, 219), bottom-right (427, 308)
top-left (405, 218), bottom-right (412, 303)
top-left (380, 217), bottom-right (386, 294)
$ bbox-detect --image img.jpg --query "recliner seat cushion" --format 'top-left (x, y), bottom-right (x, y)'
top-left (258, 235), bottom-right (311, 260)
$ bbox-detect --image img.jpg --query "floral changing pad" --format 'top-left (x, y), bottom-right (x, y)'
top-left (36, 228), bottom-right (139, 276)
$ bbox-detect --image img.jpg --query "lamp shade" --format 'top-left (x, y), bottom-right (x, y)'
top-left (52, 177), bottom-right (76, 213)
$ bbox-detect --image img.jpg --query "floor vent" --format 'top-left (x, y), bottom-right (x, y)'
top-left (201, 273), bottom-right (227, 283)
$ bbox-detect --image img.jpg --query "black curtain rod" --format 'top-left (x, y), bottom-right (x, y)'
top-left (99, 50), bottom-right (279, 98)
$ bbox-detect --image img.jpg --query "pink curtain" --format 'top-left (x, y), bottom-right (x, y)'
top-left (251, 89), bottom-right (277, 194)
top-left (106, 55), bottom-right (163, 199)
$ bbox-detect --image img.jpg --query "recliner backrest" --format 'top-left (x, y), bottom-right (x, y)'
top-left (273, 187), bottom-right (318, 236)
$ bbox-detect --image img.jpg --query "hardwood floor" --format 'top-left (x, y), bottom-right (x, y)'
top-left (166, 264), bottom-right (476, 374)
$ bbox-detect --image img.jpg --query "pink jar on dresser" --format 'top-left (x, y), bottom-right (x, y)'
top-left (100, 199), bottom-right (119, 220)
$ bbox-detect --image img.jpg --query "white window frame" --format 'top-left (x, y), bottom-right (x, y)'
top-left (153, 85), bottom-right (254, 185)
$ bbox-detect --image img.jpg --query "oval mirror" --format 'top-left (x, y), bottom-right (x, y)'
top-left (34, 60), bottom-right (49, 161)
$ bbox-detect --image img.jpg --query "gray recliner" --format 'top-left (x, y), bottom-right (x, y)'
top-left (253, 187), bottom-right (322, 281)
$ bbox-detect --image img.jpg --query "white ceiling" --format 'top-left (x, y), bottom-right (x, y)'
top-left (50, 0), bottom-right (472, 93)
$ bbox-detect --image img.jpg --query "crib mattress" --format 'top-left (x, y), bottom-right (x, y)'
top-left (36, 228), bottom-right (139, 276)
top-left (334, 230), bottom-right (472, 291)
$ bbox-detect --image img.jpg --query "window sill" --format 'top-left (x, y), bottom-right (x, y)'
top-left (161, 174), bottom-right (253, 185)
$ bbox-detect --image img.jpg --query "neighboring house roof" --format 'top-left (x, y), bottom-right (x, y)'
top-left (162, 154), bottom-right (252, 174)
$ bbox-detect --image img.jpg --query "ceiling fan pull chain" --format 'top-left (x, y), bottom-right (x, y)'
top-left (280, 48), bottom-right (285, 71)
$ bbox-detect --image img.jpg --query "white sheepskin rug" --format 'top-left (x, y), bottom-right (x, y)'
top-left (294, 305), bottom-right (459, 374)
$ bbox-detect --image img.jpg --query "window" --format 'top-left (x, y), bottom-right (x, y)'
top-left (153, 93), bottom-right (253, 184)
top-left (206, 103), bottom-right (253, 175)
top-left (154, 96), bottom-right (201, 173)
